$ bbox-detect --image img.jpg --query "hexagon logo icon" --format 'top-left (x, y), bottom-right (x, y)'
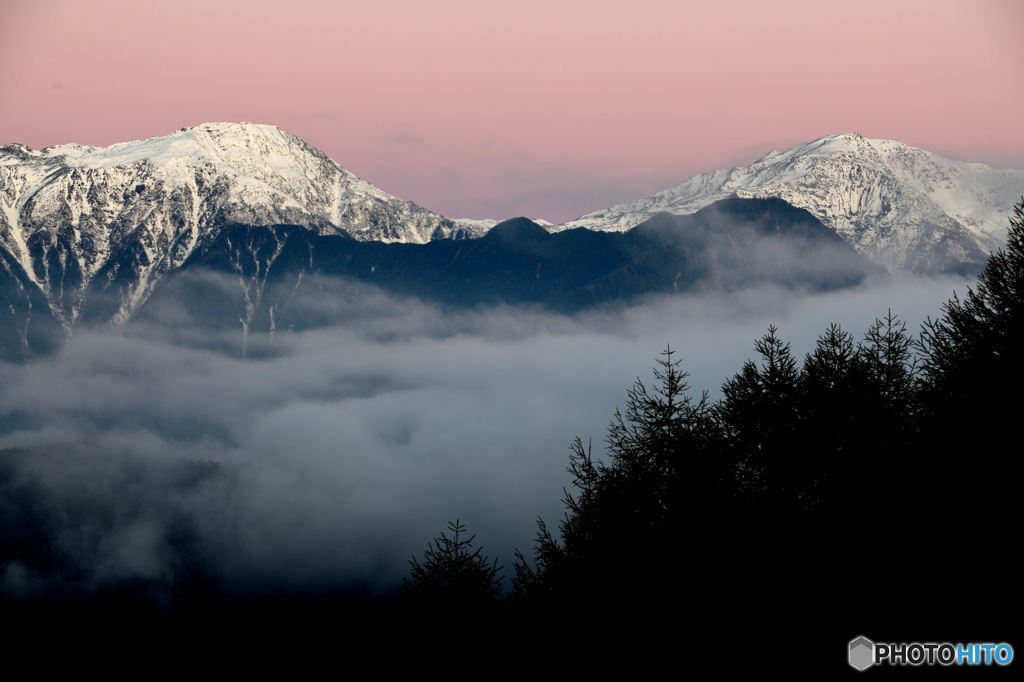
top-left (849, 636), bottom-right (874, 671)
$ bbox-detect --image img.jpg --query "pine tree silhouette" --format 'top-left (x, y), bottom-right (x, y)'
top-left (917, 196), bottom-right (1024, 522)
top-left (514, 346), bottom-right (720, 607)
top-left (398, 520), bottom-right (503, 607)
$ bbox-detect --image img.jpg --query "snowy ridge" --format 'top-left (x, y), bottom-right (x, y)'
top-left (1, 125), bottom-right (1020, 336)
top-left (555, 134), bottom-right (1024, 272)
top-left (0, 122), bottom-right (489, 326)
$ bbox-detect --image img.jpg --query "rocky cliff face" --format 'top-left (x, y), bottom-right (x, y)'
top-left (2, 125), bottom-right (1020, 362)
top-left (556, 133), bottom-right (1024, 273)
top-left (0, 122), bottom-right (489, 329)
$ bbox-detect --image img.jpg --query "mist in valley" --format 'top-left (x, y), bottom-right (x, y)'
top-left (0, 264), bottom-right (974, 603)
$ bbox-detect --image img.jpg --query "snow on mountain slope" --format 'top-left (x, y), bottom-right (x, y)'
top-left (2, 125), bottom-right (1020, 333)
top-left (555, 134), bottom-right (1024, 273)
top-left (0, 122), bottom-right (489, 325)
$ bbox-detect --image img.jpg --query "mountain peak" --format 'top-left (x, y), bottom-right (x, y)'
top-left (557, 134), bottom-right (1023, 273)
top-left (753, 132), bottom-right (882, 168)
top-left (0, 122), bottom-right (489, 328)
top-left (481, 217), bottom-right (549, 244)
top-left (0, 122), bottom-right (489, 243)
top-left (17, 122), bottom-right (315, 176)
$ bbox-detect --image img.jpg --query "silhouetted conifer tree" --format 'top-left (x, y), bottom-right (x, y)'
top-left (916, 196), bottom-right (1024, 522)
top-left (398, 520), bottom-right (503, 607)
top-left (514, 347), bottom-right (722, 607)
top-left (919, 197), bottom-right (1024, 398)
top-left (717, 326), bottom-right (806, 512)
top-left (797, 323), bottom-right (865, 509)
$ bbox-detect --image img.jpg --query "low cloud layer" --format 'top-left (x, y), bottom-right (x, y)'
top-left (0, 272), bottom-right (973, 601)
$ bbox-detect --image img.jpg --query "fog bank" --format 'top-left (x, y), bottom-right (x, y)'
top-left (0, 272), bottom-right (972, 600)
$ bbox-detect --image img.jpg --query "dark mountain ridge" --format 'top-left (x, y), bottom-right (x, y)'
top-left (124, 197), bottom-right (881, 355)
top-left (0, 197), bottom-right (882, 361)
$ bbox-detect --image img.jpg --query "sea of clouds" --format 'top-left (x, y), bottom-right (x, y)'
top-left (0, 270), bottom-right (973, 601)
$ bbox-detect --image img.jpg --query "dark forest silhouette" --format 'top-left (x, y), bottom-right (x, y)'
top-left (406, 198), bottom-right (1023, 663)
top-left (2, 199), bottom-right (1020, 666)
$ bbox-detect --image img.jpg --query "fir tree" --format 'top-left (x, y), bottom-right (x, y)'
top-left (398, 520), bottom-right (503, 607)
top-left (513, 346), bottom-right (720, 606)
top-left (717, 326), bottom-right (804, 511)
top-left (915, 196), bottom-right (1024, 521)
top-left (797, 323), bottom-right (864, 508)
top-left (918, 197), bottom-right (1024, 397)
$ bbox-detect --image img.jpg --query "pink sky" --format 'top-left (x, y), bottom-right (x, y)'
top-left (2, 0), bottom-right (1022, 223)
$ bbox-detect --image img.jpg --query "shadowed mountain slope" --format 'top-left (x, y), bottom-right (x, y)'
top-left (131, 197), bottom-right (880, 353)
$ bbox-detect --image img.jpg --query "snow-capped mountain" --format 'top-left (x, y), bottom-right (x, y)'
top-left (0, 122), bottom-right (490, 327)
top-left (2, 124), bottom-right (1021, 360)
top-left (555, 133), bottom-right (1024, 273)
